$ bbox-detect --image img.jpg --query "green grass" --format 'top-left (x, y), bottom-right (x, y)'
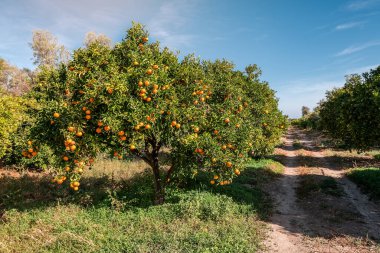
top-left (292, 139), bottom-right (303, 149)
top-left (297, 176), bottom-right (343, 198)
top-left (347, 167), bottom-right (380, 200)
top-left (0, 158), bottom-right (281, 253)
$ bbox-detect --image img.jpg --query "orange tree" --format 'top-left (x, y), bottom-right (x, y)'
top-left (319, 66), bottom-right (380, 151)
top-left (28, 23), bottom-right (286, 204)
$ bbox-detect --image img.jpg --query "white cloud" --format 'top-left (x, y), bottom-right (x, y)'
top-left (335, 41), bottom-right (380, 56)
top-left (335, 21), bottom-right (365, 30)
top-left (345, 64), bottom-right (379, 75)
top-left (147, 0), bottom-right (198, 50)
top-left (347, 0), bottom-right (380, 10)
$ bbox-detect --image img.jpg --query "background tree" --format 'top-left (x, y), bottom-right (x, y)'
top-left (319, 67), bottom-right (380, 151)
top-left (84, 32), bottom-right (112, 48)
top-left (301, 106), bottom-right (310, 117)
top-left (0, 58), bottom-right (32, 95)
top-left (30, 30), bottom-right (70, 68)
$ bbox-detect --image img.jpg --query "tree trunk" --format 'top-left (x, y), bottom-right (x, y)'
top-left (152, 160), bottom-right (165, 205)
top-left (150, 139), bottom-right (165, 205)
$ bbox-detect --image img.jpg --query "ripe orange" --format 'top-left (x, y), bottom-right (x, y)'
top-left (68, 126), bottom-right (75, 132)
top-left (27, 140), bottom-right (32, 145)
top-left (85, 110), bottom-right (91, 115)
top-left (193, 100), bottom-right (198, 105)
top-left (194, 127), bottom-right (199, 133)
top-left (175, 123), bottom-right (181, 129)
top-left (213, 175), bottom-right (219, 180)
top-left (70, 145), bottom-right (76, 151)
top-left (145, 124), bottom-right (151, 129)
top-left (28, 148), bottom-right (34, 153)
top-left (210, 180), bottom-right (215, 185)
top-left (118, 131), bottom-right (125, 136)
top-left (213, 130), bottom-right (219, 135)
top-left (152, 89), bottom-right (158, 94)
top-left (142, 37), bottom-right (149, 43)
top-left (53, 112), bottom-right (60, 118)
top-left (96, 128), bottom-right (102, 134)
top-left (235, 124), bottom-right (240, 128)
top-left (130, 144), bottom-right (136, 151)
top-left (50, 120), bottom-right (55, 125)
top-left (73, 186), bottom-right (79, 191)
top-left (153, 84), bottom-right (159, 89)
top-left (146, 69), bottom-right (153, 75)
top-left (140, 88), bottom-right (147, 94)
top-left (89, 97), bottom-right (95, 103)
top-left (120, 136), bottom-right (127, 141)
top-left (63, 156), bottom-right (69, 161)
top-left (107, 88), bottom-right (113, 94)
top-left (57, 179), bottom-right (64, 185)
top-left (65, 166), bottom-right (70, 172)
top-left (234, 169), bottom-right (240, 175)
top-left (146, 97), bottom-right (152, 102)
top-left (85, 115), bottom-right (91, 120)
top-left (200, 97), bottom-right (205, 102)
top-left (152, 64), bottom-right (159, 70)
top-left (104, 126), bottom-right (110, 131)
top-left (171, 121), bottom-right (177, 127)
top-left (76, 131), bottom-right (83, 137)
top-left (32, 151), bottom-right (37, 156)
top-left (144, 80), bottom-right (150, 86)
top-left (138, 81), bottom-right (143, 87)
top-left (97, 121), bottom-right (103, 127)
top-left (224, 118), bottom-right (230, 124)
top-left (226, 161), bottom-right (232, 167)
top-left (221, 145), bottom-right (227, 150)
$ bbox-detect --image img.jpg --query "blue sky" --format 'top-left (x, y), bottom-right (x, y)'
top-left (1, 0), bottom-right (379, 117)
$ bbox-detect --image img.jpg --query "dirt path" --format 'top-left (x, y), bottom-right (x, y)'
top-left (263, 127), bottom-right (380, 253)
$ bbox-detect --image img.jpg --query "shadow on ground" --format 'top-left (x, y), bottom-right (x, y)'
top-left (0, 162), bottom-right (277, 220)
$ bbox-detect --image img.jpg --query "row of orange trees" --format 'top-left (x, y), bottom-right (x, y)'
top-left (319, 66), bottom-right (380, 151)
top-left (24, 24), bottom-right (287, 203)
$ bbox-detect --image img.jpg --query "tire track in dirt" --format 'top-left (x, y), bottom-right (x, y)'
top-left (300, 130), bottom-right (380, 241)
top-left (263, 127), bottom-right (380, 252)
top-left (263, 127), bottom-right (308, 252)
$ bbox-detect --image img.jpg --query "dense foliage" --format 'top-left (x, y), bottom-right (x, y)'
top-left (319, 66), bottom-right (380, 151)
top-left (291, 111), bottom-right (320, 129)
top-left (27, 23), bottom-right (286, 203)
top-left (0, 89), bottom-right (30, 158)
